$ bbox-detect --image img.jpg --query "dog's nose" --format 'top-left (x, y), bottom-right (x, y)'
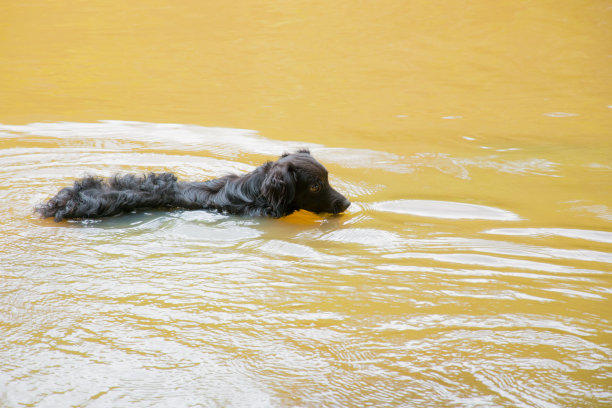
top-left (333, 197), bottom-right (351, 214)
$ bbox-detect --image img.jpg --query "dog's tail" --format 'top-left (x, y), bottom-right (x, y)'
top-left (36, 173), bottom-right (180, 221)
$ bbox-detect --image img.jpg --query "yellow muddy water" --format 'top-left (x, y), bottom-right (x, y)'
top-left (1, 1), bottom-right (611, 407)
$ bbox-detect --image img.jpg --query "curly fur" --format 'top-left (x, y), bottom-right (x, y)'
top-left (36, 150), bottom-right (350, 221)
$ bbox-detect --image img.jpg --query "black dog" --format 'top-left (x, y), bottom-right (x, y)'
top-left (36, 149), bottom-right (350, 221)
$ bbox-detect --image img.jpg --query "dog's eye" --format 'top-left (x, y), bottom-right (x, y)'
top-left (309, 183), bottom-right (321, 193)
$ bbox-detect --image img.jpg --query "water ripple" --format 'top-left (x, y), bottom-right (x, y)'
top-left (484, 227), bottom-right (612, 244)
top-left (2, 121), bottom-right (611, 408)
top-left (371, 199), bottom-right (521, 220)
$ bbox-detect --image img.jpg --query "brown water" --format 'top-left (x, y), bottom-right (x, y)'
top-left (1, 1), bottom-right (612, 407)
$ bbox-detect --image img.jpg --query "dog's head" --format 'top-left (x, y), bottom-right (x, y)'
top-left (261, 149), bottom-right (351, 217)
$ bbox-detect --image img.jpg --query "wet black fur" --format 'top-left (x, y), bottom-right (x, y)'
top-left (36, 150), bottom-right (351, 221)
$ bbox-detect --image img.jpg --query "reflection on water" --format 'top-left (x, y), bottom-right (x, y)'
top-left (371, 199), bottom-right (522, 220)
top-left (1, 122), bottom-right (611, 407)
top-left (485, 228), bottom-right (612, 244)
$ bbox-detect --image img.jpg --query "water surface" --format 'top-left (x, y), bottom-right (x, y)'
top-left (1, 1), bottom-right (611, 407)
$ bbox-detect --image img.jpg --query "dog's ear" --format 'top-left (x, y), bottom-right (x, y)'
top-left (261, 162), bottom-right (296, 217)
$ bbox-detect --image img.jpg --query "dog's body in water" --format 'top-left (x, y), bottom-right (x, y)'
top-left (36, 150), bottom-right (351, 221)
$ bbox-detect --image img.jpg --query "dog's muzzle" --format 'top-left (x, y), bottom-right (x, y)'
top-left (332, 197), bottom-right (351, 214)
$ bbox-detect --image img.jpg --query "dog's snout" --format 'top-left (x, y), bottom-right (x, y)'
top-left (333, 196), bottom-right (351, 214)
